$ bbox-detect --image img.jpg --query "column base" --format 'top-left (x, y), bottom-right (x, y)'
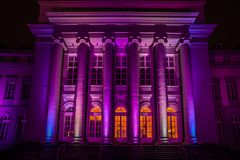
top-left (129, 137), bottom-right (140, 144)
top-left (45, 137), bottom-right (55, 144)
top-left (73, 137), bottom-right (84, 144)
top-left (157, 137), bottom-right (169, 144)
top-left (184, 137), bottom-right (198, 145)
top-left (103, 137), bottom-right (112, 144)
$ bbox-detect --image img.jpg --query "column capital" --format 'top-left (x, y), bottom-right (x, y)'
top-left (102, 36), bottom-right (115, 51)
top-left (52, 36), bottom-right (67, 51)
top-left (153, 35), bottom-right (168, 47)
top-left (76, 35), bottom-right (90, 47)
top-left (175, 36), bottom-right (192, 52)
top-left (128, 35), bottom-right (141, 51)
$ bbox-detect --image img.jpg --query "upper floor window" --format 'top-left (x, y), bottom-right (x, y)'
top-left (226, 79), bottom-right (238, 100)
top-left (140, 56), bottom-right (151, 85)
top-left (91, 56), bottom-right (103, 85)
top-left (165, 56), bottom-right (176, 86)
top-left (212, 79), bottom-right (221, 100)
top-left (115, 56), bottom-right (127, 85)
top-left (21, 80), bottom-right (31, 99)
top-left (5, 80), bottom-right (16, 99)
top-left (66, 56), bottom-right (78, 85)
top-left (0, 115), bottom-right (10, 141)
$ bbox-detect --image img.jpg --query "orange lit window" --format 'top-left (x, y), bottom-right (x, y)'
top-left (90, 106), bottom-right (102, 113)
top-left (115, 107), bottom-right (126, 113)
top-left (167, 107), bottom-right (178, 139)
top-left (140, 106), bottom-right (152, 138)
top-left (114, 107), bottom-right (127, 138)
top-left (89, 106), bottom-right (102, 140)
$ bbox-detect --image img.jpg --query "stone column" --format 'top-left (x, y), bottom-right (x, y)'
top-left (178, 39), bottom-right (197, 144)
top-left (102, 37), bottom-right (115, 144)
top-left (128, 36), bottom-right (141, 144)
top-left (45, 37), bottom-right (66, 142)
top-left (154, 36), bottom-right (168, 143)
top-left (74, 36), bottom-right (90, 143)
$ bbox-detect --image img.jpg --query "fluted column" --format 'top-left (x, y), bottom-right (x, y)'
top-left (74, 36), bottom-right (90, 143)
top-left (178, 39), bottom-right (197, 144)
top-left (128, 36), bottom-right (141, 144)
top-left (102, 37), bottom-right (115, 144)
top-left (154, 36), bottom-right (168, 143)
top-left (45, 37), bottom-right (66, 142)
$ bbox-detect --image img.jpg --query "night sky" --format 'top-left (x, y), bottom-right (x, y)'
top-left (0, 0), bottom-right (239, 50)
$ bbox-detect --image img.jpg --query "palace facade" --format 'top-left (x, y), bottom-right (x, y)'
top-left (0, 0), bottom-right (240, 148)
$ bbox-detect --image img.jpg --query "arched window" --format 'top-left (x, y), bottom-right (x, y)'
top-left (0, 115), bottom-right (10, 142)
top-left (63, 106), bottom-right (74, 139)
top-left (167, 107), bottom-right (178, 140)
top-left (140, 106), bottom-right (152, 141)
top-left (89, 105), bottom-right (102, 142)
top-left (114, 107), bottom-right (127, 141)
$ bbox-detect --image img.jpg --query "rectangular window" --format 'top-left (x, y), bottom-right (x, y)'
top-left (15, 114), bottom-right (26, 140)
top-left (226, 79), bottom-right (238, 100)
top-left (115, 56), bottom-right (127, 85)
top-left (91, 56), bottom-right (103, 85)
top-left (21, 80), bottom-right (31, 99)
top-left (165, 56), bottom-right (176, 86)
top-left (139, 56), bottom-right (151, 85)
top-left (64, 115), bottom-right (74, 137)
top-left (66, 56), bottom-right (78, 85)
top-left (212, 79), bottom-right (221, 100)
top-left (0, 115), bottom-right (10, 141)
top-left (5, 81), bottom-right (16, 99)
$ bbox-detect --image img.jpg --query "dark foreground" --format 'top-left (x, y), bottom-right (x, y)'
top-left (0, 143), bottom-right (240, 160)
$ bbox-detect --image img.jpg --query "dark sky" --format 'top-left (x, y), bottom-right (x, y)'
top-left (0, 0), bottom-right (239, 50)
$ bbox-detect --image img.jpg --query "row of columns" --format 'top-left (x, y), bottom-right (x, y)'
top-left (44, 34), bottom-right (197, 144)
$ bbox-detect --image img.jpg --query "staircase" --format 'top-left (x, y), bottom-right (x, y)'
top-left (61, 144), bottom-right (185, 160)
top-left (1, 143), bottom-right (240, 160)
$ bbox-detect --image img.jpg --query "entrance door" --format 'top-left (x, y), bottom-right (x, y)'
top-left (167, 107), bottom-right (178, 142)
top-left (89, 106), bottom-right (102, 143)
top-left (114, 107), bottom-right (127, 143)
top-left (63, 107), bottom-right (74, 142)
top-left (140, 106), bottom-right (152, 143)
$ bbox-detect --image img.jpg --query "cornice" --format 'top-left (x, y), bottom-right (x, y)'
top-left (47, 12), bottom-right (199, 25)
top-left (28, 24), bottom-right (54, 37)
top-left (38, 1), bottom-right (206, 9)
top-left (189, 24), bottom-right (217, 38)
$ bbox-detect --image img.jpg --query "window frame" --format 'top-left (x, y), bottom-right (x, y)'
top-left (5, 80), bottom-right (16, 99)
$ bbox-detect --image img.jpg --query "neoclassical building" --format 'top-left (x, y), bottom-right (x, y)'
top-left (1, 0), bottom-right (240, 148)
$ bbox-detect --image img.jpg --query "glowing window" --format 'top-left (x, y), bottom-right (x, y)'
top-left (115, 107), bottom-right (126, 113)
top-left (114, 107), bottom-right (127, 138)
top-left (140, 106), bottom-right (152, 139)
top-left (140, 106), bottom-right (151, 113)
top-left (89, 106), bottom-right (102, 140)
top-left (90, 106), bottom-right (102, 113)
top-left (167, 107), bottom-right (178, 139)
